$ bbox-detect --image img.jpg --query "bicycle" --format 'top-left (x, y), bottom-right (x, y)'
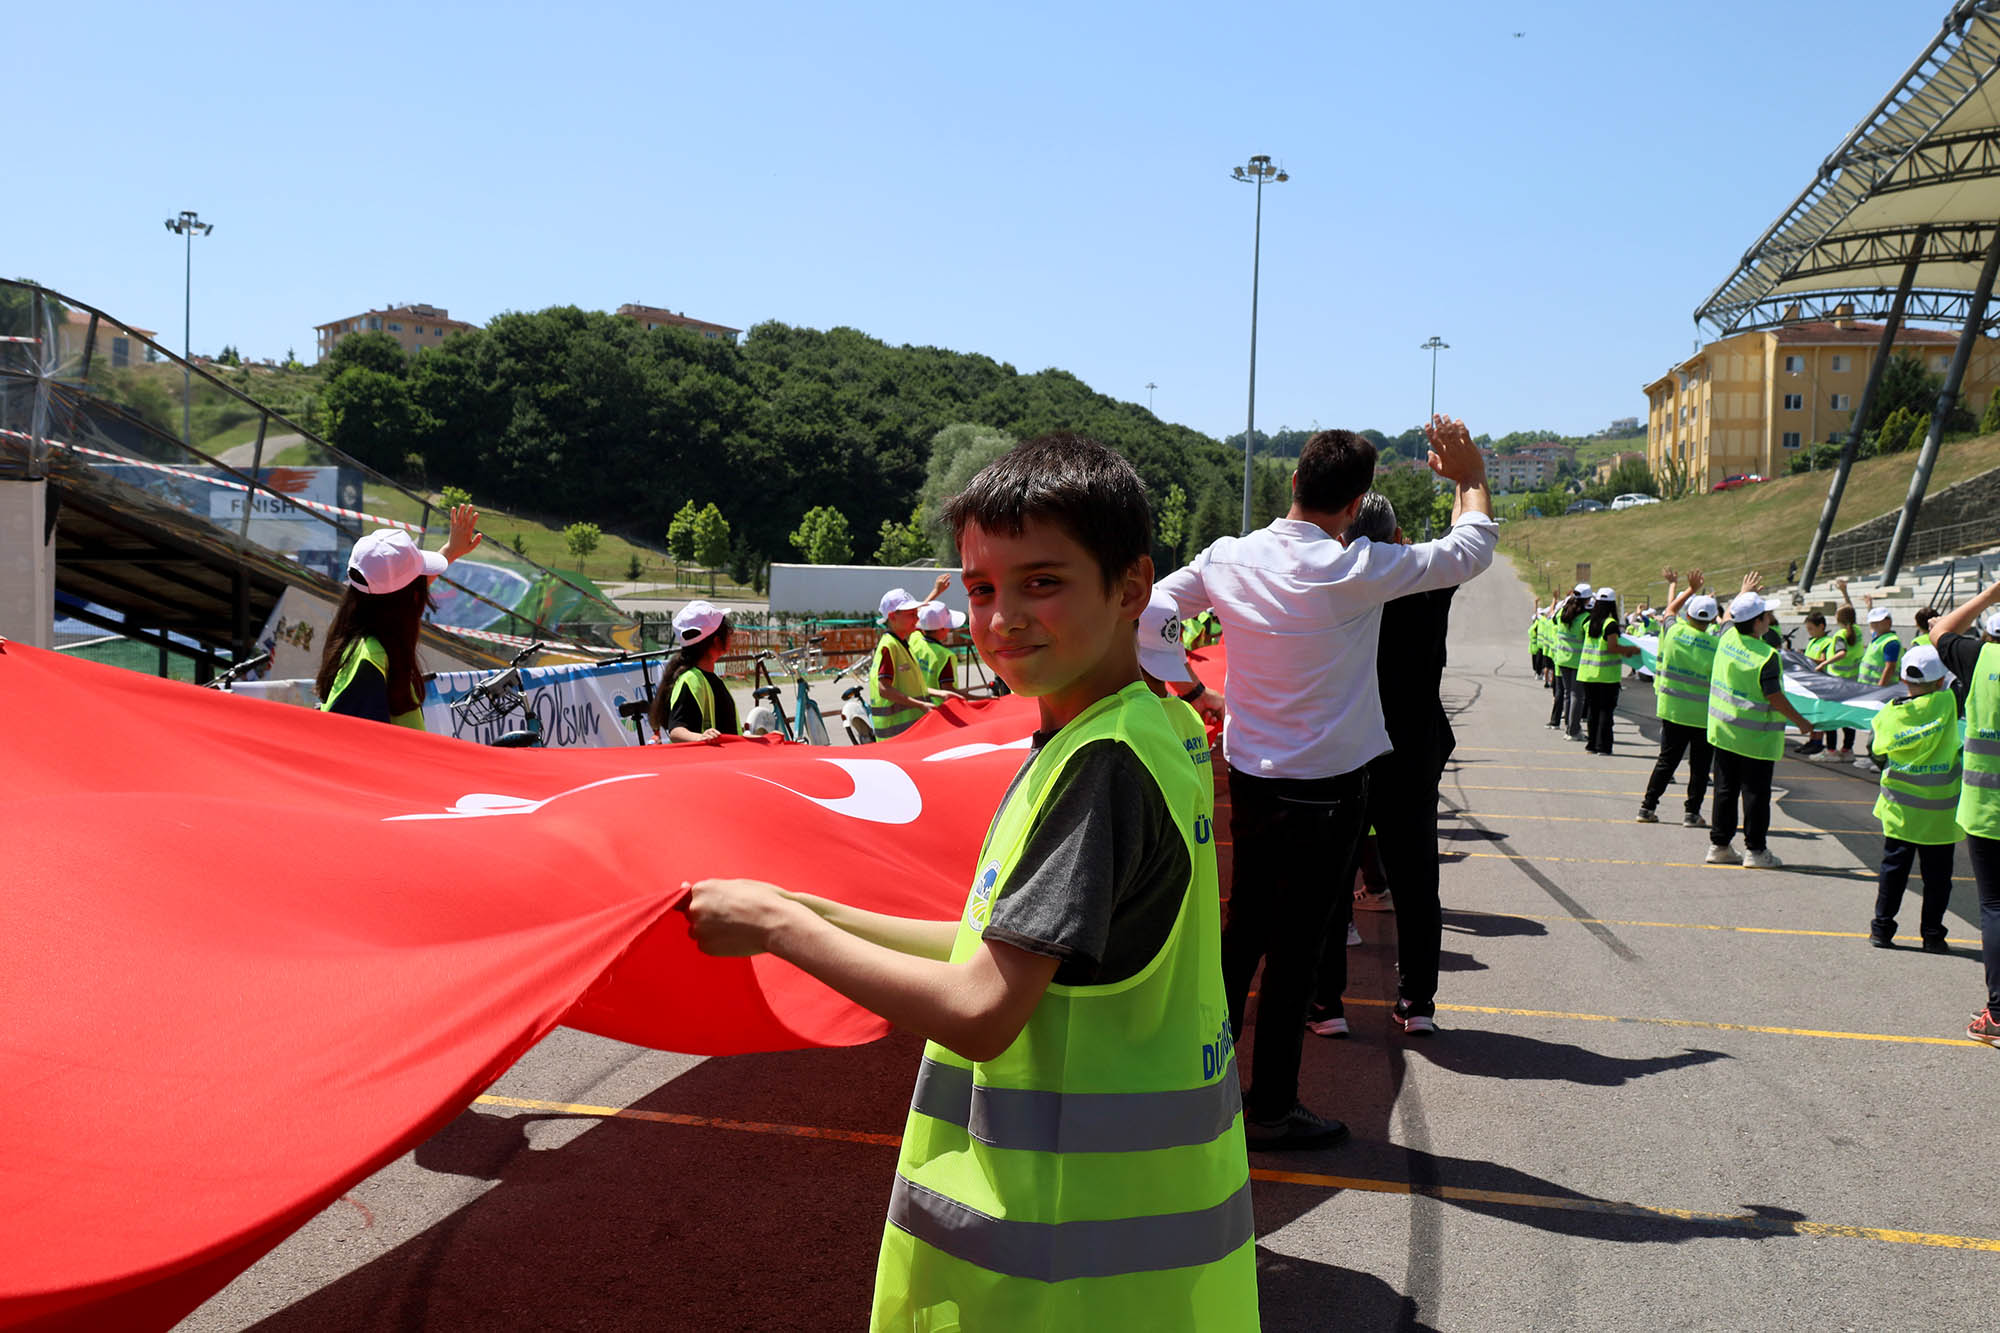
top-left (752, 642), bottom-right (835, 745)
top-left (448, 641), bottom-right (547, 747)
top-left (205, 652), bottom-right (272, 691)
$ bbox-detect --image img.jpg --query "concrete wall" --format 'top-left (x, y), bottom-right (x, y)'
top-left (768, 563), bottom-right (966, 617)
top-left (0, 480), bottom-right (54, 648)
top-left (1820, 463), bottom-right (2000, 570)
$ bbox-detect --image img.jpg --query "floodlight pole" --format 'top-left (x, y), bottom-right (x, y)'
top-left (163, 209), bottom-right (214, 446)
top-left (1232, 154), bottom-right (1288, 535)
top-left (1799, 229), bottom-right (1926, 593)
top-left (1881, 224), bottom-right (2000, 588)
top-left (1421, 336), bottom-right (1449, 419)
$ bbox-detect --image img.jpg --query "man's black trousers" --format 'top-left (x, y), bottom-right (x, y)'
top-left (1313, 749), bottom-right (1444, 1019)
top-left (1709, 746), bottom-right (1774, 854)
top-left (1642, 720), bottom-right (1712, 817)
top-left (1222, 765), bottom-right (1369, 1122)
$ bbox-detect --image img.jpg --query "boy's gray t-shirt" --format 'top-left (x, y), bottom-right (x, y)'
top-left (979, 734), bottom-right (1193, 987)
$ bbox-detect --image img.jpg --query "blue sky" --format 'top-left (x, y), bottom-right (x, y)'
top-left (8, 1), bottom-right (1944, 443)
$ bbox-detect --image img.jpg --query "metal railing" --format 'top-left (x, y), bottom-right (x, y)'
top-left (1817, 515), bottom-right (1998, 577)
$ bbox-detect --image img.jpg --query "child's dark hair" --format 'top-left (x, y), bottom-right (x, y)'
top-left (1915, 606), bottom-right (1936, 632)
top-left (944, 431), bottom-right (1150, 589)
top-left (648, 620), bottom-right (731, 731)
top-left (1294, 429), bottom-right (1378, 515)
top-left (316, 579), bottom-right (433, 715)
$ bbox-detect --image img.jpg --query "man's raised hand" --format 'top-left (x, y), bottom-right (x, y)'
top-left (1424, 416), bottom-right (1486, 487)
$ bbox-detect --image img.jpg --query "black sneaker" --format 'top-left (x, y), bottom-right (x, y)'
top-left (1869, 930), bottom-right (1895, 949)
top-left (1921, 936), bottom-right (1952, 955)
top-left (1682, 811), bottom-right (1708, 828)
top-left (1306, 1003), bottom-right (1350, 1038)
top-left (1244, 1102), bottom-right (1350, 1150)
top-left (1392, 1000), bottom-right (1438, 1036)
top-left (1795, 738), bottom-right (1825, 757)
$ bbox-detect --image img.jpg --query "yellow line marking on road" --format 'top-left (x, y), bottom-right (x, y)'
top-left (1453, 783), bottom-right (1876, 806)
top-left (1448, 810), bottom-right (1880, 835)
top-left (1459, 763), bottom-right (1856, 783)
top-left (472, 1095), bottom-right (2000, 1252)
top-left (1445, 906), bottom-right (1979, 947)
top-left (1248, 1169), bottom-right (2000, 1252)
top-left (1336, 995), bottom-right (1984, 1047)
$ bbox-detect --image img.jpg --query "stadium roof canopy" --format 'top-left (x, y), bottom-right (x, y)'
top-left (1697, 2), bottom-right (2000, 334)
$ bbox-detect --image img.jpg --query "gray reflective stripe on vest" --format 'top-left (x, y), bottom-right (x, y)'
top-left (888, 1174), bottom-right (1254, 1282)
top-left (1661, 666), bottom-right (1707, 686)
top-left (1965, 736), bottom-right (2000, 757)
top-left (1965, 768), bottom-right (2000, 789)
top-left (1658, 685), bottom-right (1708, 705)
top-left (1888, 762), bottom-right (1962, 787)
top-left (911, 1056), bottom-right (1242, 1154)
top-left (1709, 703), bottom-right (1784, 732)
top-left (1880, 787), bottom-right (1961, 811)
top-left (1712, 683), bottom-right (1767, 713)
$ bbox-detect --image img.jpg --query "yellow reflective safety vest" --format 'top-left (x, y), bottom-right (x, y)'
top-left (1871, 688), bottom-right (1963, 845)
top-left (1578, 619), bottom-right (1623, 684)
top-left (319, 635), bottom-right (425, 730)
top-left (873, 682), bottom-right (1255, 1332)
top-left (1825, 629), bottom-right (1863, 680)
top-left (1554, 612), bottom-right (1585, 670)
top-left (1859, 631), bottom-right (1901, 686)
top-left (1654, 619), bottom-right (1721, 728)
top-left (870, 632), bottom-right (929, 739)
top-left (1706, 628), bottom-right (1785, 761)
top-left (1958, 642), bottom-right (2000, 840)
top-left (909, 632), bottom-right (954, 692)
top-left (667, 667), bottom-right (732, 737)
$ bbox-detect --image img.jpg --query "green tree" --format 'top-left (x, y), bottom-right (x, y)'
top-left (563, 521), bottom-right (602, 570)
top-left (323, 366), bottom-right (422, 472)
top-left (439, 484), bottom-right (472, 511)
top-left (1982, 389), bottom-right (2000, 437)
top-left (692, 502), bottom-right (732, 568)
top-left (511, 531), bottom-right (529, 556)
top-left (666, 500), bottom-right (700, 562)
top-left (1865, 354), bottom-right (1941, 431)
top-left (874, 508), bottom-right (930, 565)
top-left (1155, 483), bottom-right (1188, 561)
top-left (1876, 406), bottom-right (1919, 455)
top-left (324, 331), bottom-right (408, 382)
top-left (918, 423), bottom-right (1015, 561)
top-left (791, 505), bottom-right (853, 564)
top-left (1374, 468), bottom-right (1436, 537)
top-left (1910, 410), bottom-right (1933, 455)
top-left (626, 553), bottom-right (644, 581)
top-left (1601, 455), bottom-right (1657, 498)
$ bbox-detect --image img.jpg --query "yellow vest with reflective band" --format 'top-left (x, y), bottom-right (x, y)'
top-left (319, 636), bottom-right (425, 730)
top-left (1859, 631), bottom-right (1901, 686)
top-left (1554, 612), bottom-right (1585, 669)
top-left (872, 681), bottom-right (1255, 1332)
top-left (1871, 688), bottom-right (1963, 845)
top-left (1578, 619), bottom-right (1623, 684)
top-left (668, 668), bottom-right (731, 737)
top-left (1914, 632), bottom-right (1932, 650)
top-left (1654, 619), bottom-right (1720, 728)
top-left (869, 632), bottom-right (928, 739)
top-left (1806, 633), bottom-right (1834, 669)
top-left (1826, 629), bottom-right (1863, 680)
top-left (909, 632), bottom-right (953, 692)
top-left (1706, 628), bottom-right (1785, 760)
top-left (1957, 642), bottom-right (2000, 840)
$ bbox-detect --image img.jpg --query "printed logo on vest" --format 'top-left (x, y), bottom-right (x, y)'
top-left (966, 863), bottom-right (1000, 932)
top-left (1194, 813), bottom-right (1213, 845)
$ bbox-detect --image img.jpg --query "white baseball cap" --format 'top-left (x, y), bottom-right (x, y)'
top-left (1902, 645), bottom-right (1947, 684)
top-left (672, 599), bottom-right (726, 646)
top-left (916, 601), bottom-right (967, 632)
top-left (346, 529), bottom-right (446, 594)
top-left (1136, 594), bottom-right (1195, 684)
top-left (1686, 594), bottom-right (1720, 622)
top-left (1729, 591), bottom-right (1772, 623)
top-left (1867, 606), bottom-right (1892, 624)
top-left (1982, 608), bottom-right (2000, 638)
top-left (879, 588), bottom-right (922, 618)
top-left (1594, 586), bottom-right (1616, 602)
top-left (1573, 581), bottom-right (1593, 596)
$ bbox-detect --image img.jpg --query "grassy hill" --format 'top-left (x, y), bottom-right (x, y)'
top-left (1498, 432), bottom-right (2000, 606)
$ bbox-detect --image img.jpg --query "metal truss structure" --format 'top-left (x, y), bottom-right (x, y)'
top-left (1698, 1), bottom-right (2000, 334)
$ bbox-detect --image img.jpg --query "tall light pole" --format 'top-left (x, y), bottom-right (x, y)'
top-left (1145, 381), bottom-right (1157, 414)
top-left (1420, 335), bottom-right (1450, 419)
top-left (1231, 154), bottom-right (1288, 535)
top-left (163, 209), bottom-right (214, 445)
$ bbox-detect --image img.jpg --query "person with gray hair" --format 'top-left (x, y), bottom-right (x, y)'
top-left (1308, 488), bottom-right (1459, 1040)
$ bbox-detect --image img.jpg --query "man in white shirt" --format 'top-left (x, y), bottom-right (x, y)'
top-left (1156, 416), bottom-right (1495, 1147)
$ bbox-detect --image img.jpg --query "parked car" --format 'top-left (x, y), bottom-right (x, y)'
top-left (1610, 493), bottom-right (1661, 510)
top-left (1712, 474), bottom-right (1768, 492)
top-left (1565, 498), bottom-right (1608, 514)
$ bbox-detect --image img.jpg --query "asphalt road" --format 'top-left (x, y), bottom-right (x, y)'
top-left (178, 556), bottom-right (2000, 1332)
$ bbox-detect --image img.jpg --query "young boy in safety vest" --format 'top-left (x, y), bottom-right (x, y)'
top-left (680, 433), bottom-right (1256, 1330)
top-left (870, 577), bottom-right (949, 739)
top-left (909, 600), bottom-right (969, 699)
top-left (1867, 644), bottom-right (1961, 952)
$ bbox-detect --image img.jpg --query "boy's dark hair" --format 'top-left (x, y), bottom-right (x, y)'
top-left (1295, 429), bottom-right (1379, 515)
top-left (1915, 606), bottom-right (1936, 630)
top-left (944, 431), bottom-right (1150, 589)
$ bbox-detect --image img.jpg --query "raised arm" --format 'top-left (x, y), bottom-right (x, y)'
top-left (1933, 575), bottom-right (2000, 639)
top-left (1665, 567), bottom-right (1701, 618)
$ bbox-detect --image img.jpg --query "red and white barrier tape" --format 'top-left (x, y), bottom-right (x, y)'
top-left (0, 428), bottom-right (424, 533)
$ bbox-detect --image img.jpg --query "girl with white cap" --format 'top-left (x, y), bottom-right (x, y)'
top-left (1576, 586), bottom-right (1641, 755)
top-left (649, 600), bottom-right (738, 744)
top-left (316, 505), bottom-right (482, 729)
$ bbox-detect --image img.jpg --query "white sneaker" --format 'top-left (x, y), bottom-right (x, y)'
top-left (1706, 843), bottom-right (1742, 865)
top-left (1346, 922), bottom-right (1363, 947)
top-left (1852, 756), bottom-right (1875, 770)
top-left (1743, 848), bottom-right (1783, 869)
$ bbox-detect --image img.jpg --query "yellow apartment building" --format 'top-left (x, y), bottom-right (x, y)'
top-left (314, 304), bottom-right (478, 361)
top-left (57, 309), bottom-right (158, 368)
top-left (615, 303), bottom-right (741, 345)
top-left (1643, 319), bottom-right (2000, 489)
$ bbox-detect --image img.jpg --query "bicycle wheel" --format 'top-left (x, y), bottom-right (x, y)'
top-left (796, 683), bottom-right (831, 745)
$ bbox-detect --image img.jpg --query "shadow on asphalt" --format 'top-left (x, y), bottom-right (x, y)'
top-left (1399, 1031), bottom-right (1728, 1086)
top-left (1441, 909), bottom-right (1549, 939)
